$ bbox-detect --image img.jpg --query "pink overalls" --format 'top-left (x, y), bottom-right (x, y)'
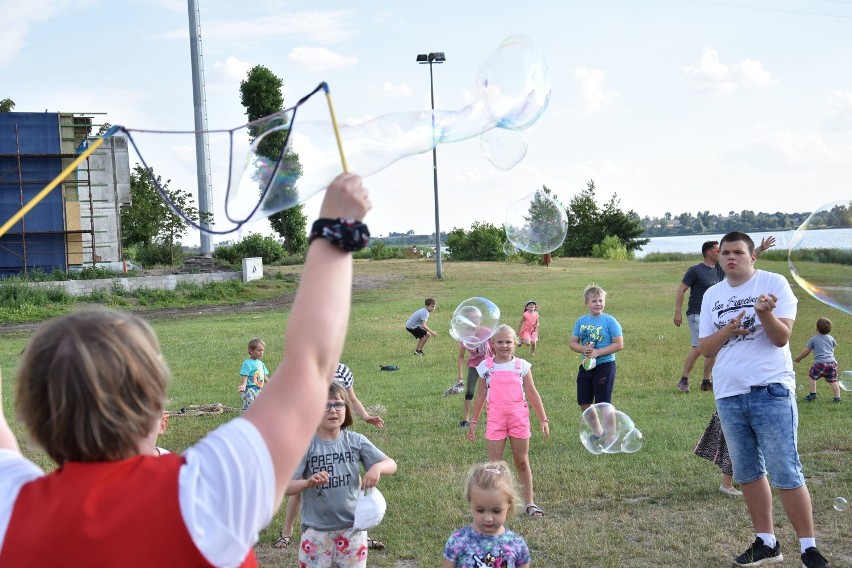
top-left (483, 357), bottom-right (531, 441)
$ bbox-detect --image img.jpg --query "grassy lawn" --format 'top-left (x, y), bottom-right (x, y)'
top-left (1, 257), bottom-right (850, 567)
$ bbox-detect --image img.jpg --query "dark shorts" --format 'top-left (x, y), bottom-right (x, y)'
top-left (809, 362), bottom-right (838, 382)
top-left (406, 326), bottom-right (427, 339)
top-left (576, 361), bottom-right (616, 405)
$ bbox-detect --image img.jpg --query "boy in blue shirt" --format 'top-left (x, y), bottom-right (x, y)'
top-left (238, 338), bottom-right (270, 410)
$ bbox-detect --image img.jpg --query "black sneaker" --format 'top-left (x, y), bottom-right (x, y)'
top-left (832, 397), bottom-right (841, 403)
top-left (701, 379), bottom-right (713, 392)
top-left (677, 379), bottom-right (690, 393)
top-left (801, 546), bottom-right (829, 568)
top-left (733, 537), bottom-right (783, 566)
top-left (459, 420), bottom-right (469, 428)
top-left (414, 350), bottom-right (424, 356)
top-left (805, 393), bottom-right (818, 401)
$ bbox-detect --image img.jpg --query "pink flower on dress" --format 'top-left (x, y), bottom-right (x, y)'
top-left (299, 563), bottom-right (307, 568)
top-left (335, 535), bottom-right (350, 553)
top-left (356, 544), bottom-right (368, 562)
top-left (301, 539), bottom-right (316, 555)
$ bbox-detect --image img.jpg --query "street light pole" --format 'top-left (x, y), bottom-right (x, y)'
top-left (417, 52), bottom-right (445, 279)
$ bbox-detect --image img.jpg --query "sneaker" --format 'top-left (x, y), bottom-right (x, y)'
top-left (801, 546), bottom-right (829, 568)
top-left (832, 397), bottom-right (841, 403)
top-left (805, 393), bottom-right (818, 401)
top-left (719, 484), bottom-right (743, 496)
top-left (444, 381), bottom-right (464, 397)
top-left (459, 420), bottom-right (469, 428)
top-left (733, 537), bottom-right (783, 566)
top-left (677, 379), bottom-right (690, 393)
top-left (414, 350), bottom-right (424, 356)
top-left (701, 379), bottom-right (713, 392)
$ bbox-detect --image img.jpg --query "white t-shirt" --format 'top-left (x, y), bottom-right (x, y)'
top-left (699, 269), bottom-right (797, 399)
top-left (0, 418), bottom-right (274, 568)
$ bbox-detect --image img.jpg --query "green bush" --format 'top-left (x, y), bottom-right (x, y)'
top-left (592, 235), bottom-right (632, 260)
top-left (135, 242), bottom-right (185, 267)
top-left (214, 234), bottom-right (285, 265)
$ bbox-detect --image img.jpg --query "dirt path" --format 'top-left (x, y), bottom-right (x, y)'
top-left (0, 273), bottom-right (400, 333)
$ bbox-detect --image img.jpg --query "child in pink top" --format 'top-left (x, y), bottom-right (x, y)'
top-left (517, 301), bottom-right (539, 355)
top-left (467, 325), bottom-right (549, 518)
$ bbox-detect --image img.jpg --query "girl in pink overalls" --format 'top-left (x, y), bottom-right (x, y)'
top-left (467, 324), bottom-right (550, 517)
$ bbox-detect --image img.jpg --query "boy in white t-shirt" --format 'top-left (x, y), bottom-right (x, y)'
top-left (405, 298), bottom-right (437, 356)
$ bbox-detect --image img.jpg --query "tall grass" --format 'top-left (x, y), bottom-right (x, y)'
top-left (1, 257), bottom-right (850, 567)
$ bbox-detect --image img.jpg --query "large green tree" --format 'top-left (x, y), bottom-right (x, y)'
top-left (239, 65), bottom-right (306, 255)
top-left (559, 180), bottom-right (648, 257)
top-left (0, 98), bottom-right (15, 112)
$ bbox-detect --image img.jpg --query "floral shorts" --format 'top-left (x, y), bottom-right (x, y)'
top-left (809, 362), bottom-right (838, 382)
top-left (299, 527), bottom-right (368, 568)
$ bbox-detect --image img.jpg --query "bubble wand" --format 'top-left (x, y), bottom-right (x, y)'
top-left (321, 82), bottom-right (348, 172)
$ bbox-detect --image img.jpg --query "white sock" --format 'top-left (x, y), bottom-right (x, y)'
top-left (800, 537), bottom-right (816, 553)
top-left (756, 533), bottom-right (776, 548)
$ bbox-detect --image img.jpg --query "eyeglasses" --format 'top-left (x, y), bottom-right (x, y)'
top-left (325, 401), bottom-right (346, 412)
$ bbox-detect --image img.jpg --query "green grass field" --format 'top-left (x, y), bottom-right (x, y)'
top-left (1, 257), bottom-right (850, 567)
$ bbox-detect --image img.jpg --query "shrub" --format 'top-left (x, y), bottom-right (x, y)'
top-left (592, 235), bottom-right (632, 260)
top-left (135, 242), bottom-right (185, 267)
top-left (215, 233), bottom-right (285, 265)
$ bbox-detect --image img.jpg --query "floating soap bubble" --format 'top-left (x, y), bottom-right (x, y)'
top-left (602, 410), bottom-right (637, 454)
top-left (834, 496), bottom-right (849, 512)
top-left (450, 297), bottom-right (500, 347)
top-left (839, 370), bottom-right (852, 392)
top-left (502, 241), bottom-right (518, 256)
top-left (621, 428), bottom-right (644, 453)
top-left (504, 190), bottom-right (568, 254)
top-left (119, 36), bottom-right (551, 234)
top-left (479, 126), bottom-right (527, 170)
top-left (788, 201), bottom-right (852, 315)
top-left (658, 335), bottom-right (664, 341)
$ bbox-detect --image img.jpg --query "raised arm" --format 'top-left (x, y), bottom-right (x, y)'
top-left (0, 367), bottom-right (21, 453)
top-left (244, 173), bottom-right (371, 506)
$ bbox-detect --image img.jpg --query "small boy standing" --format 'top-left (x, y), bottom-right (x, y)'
top-left (405, 298), bottom-right (437, 356)
top-left (794, 317), bottom-right (841, 403)
top-left (238, 338), bottom-right (270, 410)
top-left (569, 285), bottom-right (624, 411)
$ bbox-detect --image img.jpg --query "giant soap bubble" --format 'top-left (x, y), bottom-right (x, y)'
top-left (788, 200), bottom-right (852, 315)
top-left (504, 190), bottom-right (568, 254)
top-left (119, 36), bottom-right (551, 234)
top-left (579, 402), bottom-right (643, 455)
top-left (839, 370), bottom-right (852, 392)
top-left (449, 297), bottom-right (501, 348)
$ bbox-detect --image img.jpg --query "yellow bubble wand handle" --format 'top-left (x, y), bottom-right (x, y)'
top-left (0, 136), bottom-right (106, 239)
top-left (321, 83), bottom-right (348, 173)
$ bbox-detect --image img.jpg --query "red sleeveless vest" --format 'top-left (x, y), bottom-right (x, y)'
top-left (0, 453), bottom-right (257, 567)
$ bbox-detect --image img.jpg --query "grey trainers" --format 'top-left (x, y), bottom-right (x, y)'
top-left (832, 397), bottom-right (841, 403)
top-left (801, 546), bottom-right (829, 568)
top-left (805, 392), bottom-right (818, 401)
top-left (733, 537), bottom-right (783, 566)
top-left (677, 379), bottom-right (690, 393)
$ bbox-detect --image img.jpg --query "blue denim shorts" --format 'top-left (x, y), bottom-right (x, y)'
top-left (716, 383), bottom-right (805, 489)
top-left (687, 314), bottom-right (701, 347)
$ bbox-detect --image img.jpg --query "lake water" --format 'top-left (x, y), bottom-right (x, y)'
top-left (635, 228), bottom-right (852, 258)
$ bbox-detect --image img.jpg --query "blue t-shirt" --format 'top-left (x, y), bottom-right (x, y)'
top-left (571, 313), bottom-right (623, 365)
top-left (239, 358), bottom-right (269, 392)
top-left (443, 525), bottom-right (531, 567)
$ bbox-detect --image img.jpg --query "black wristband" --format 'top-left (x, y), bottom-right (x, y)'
top-left (308, 218), bottom-right (370, 252)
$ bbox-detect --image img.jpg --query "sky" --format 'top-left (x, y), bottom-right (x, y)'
top-left (2, 0), bottom-right (852, 246)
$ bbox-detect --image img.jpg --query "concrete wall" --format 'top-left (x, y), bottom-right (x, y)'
top-left (31, 271), bottom-right (241, 296)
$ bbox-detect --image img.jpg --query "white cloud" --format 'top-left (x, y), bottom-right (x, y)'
top-left (288, 46), bottom-right (356, 72)
top-left (572, 66), bottom-right (618, 115)
top-left (214, 56), bottom-right (254, 81)
top-left (368, 82), bottom-right (412, 98)
top-left (723, 127), bottom-right (852, 169)
top-left (684, 47), bottom-right (777, 96)
top-left (0, 0), bottom-right (75, 66)
top-left (824, 90), bottom-right (852, 131)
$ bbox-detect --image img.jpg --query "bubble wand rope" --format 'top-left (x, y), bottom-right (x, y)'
top-left (0, 127), bottom-right (118, 239)
top-left (321, 82), bottom-right (348, 172)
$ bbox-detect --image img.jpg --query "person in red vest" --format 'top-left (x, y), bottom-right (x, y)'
top-left (0, 173), bottom-right (371, 567)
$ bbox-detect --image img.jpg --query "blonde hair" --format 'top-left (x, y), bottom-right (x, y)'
top-left (465, 461), bottom-right (520, 517)
top-left (15, 309), bottom-right (169, 463)
top-left (491, 324), bottom-right (518, 346)
top-left (583, 284), bottom-right (607, 302)
top-left (248, 338), bottom-right (265, 352)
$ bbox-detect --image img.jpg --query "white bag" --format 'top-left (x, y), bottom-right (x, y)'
top-left (352, 487), bottom-right (387, 531)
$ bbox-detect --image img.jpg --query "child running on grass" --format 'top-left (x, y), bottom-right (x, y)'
top-left (467, 325), bottom-right (549, 518)
top-left (287, 382), bottom-right (397, 567)
top-left (517, 300), bottom-right (539, 356)
top-left (794, 317), bottom-right (841, 403)
top-left (442, 461), bottom-right (531, 568)
top-left (0, 172), bottom-right (372, 566)
top-left (405, 298), bottom-right (438, 356)
top-left (238, 337), bottom-right (270, 410)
